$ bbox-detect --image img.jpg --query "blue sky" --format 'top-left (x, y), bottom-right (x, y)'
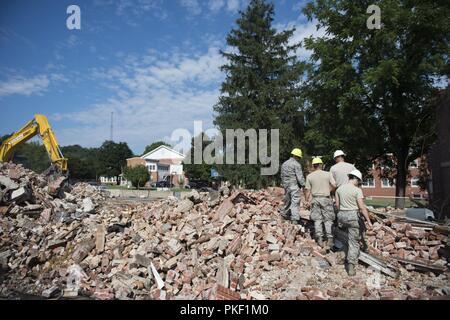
top-left (0, 0), bottom-right (320, 155)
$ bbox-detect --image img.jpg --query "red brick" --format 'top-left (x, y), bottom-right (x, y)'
top-left (213, 284), bottom-right (240, 300)
top-left (94, 288), bottom-right (114, 300)
top-left (379, 289), bottom-right (396, 300)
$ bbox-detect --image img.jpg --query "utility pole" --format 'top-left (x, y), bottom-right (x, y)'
top-left (110, 112), bottom-right (114, 141)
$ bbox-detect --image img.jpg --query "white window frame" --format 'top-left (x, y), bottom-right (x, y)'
top-left (381, 178), bottom-right (395, 188)
top-left (409, 161), bottom-right (418, 168)
top-left (411, 177), bottom-right (420, 187)
top-left (362, 178), bottom-right (375, 188)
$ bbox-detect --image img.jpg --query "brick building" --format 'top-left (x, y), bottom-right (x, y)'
top-left (361, 159), bottom-right (427, 199)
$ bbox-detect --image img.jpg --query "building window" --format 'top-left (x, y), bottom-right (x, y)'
top-left (381, 178), bottom-right (395, 188)
top-left (409, 160), bottom-right (418, 168)
top-left (148, 164), bottom-right (156, 171)
top-left (411, 177), bottom-right (420, 187)
top-left (362, 178), bottom-right (375, 188)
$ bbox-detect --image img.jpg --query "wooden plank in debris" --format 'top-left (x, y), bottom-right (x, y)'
top-left (96, 225), bottom-right (106, 253)
top-left (368, 208), bottom-right (450, 235)
top-left (56, 222), bottom-right (81, 240)
top-left (391, 256), bottom-right (447, 273)
top-left (0, 204), bottom-right (12, 215)
top-left (359, 252), bottom-right (399, 278)
top-left (149, 262), bottom-right (165, 290)
top-left (433, 225), bottom-right (450, 236)
top-left (229, 192), bottom-right (256, 205)
top-left (369, 208), bottom-right (436, 226)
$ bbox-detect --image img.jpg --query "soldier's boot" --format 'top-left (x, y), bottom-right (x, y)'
top-left (347, 264), bottom-right (356, 276)
top-left (316, 237), bottom-right (324, 248)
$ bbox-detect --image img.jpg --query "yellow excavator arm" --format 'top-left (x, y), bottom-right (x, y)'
top-left (0, 114), bottom-right (68, 172)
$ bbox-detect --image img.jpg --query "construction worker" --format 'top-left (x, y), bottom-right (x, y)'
top-left (330, 150), bottom-right (356, 188)
top-left (304, 157), bottom-right (336, 248)
top-left (280, 148), bottom-right (305, 224)
top-left (335, 169), bottom-right (373, 276)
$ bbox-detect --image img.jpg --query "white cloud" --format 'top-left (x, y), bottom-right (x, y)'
top-left (180, 0), bottom-right (202, 16)
top-left (54, 46), bottom-right (226, 153)
top-left (0, 75), bottom-right (50, 97)
top-left (95, 0), bottom-right (168, 25)
top-left (208, 0), bottom-right (224, 12)
top-left (226, 0), bottom-right (240, 12)
top-left (208, 0), bottom-right (245, 14)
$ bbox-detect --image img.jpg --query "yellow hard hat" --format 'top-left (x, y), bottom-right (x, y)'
top-left (312, 157), bottom-right (323, 165)
top-left (291, 148), bottom-right (303, 158)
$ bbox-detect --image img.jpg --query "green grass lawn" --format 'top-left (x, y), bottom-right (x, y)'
top-left (105, 185), bottom-right (137, 190)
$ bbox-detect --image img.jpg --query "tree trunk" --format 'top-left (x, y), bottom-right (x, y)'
top-left (395, 152), bottom-right (408, 209)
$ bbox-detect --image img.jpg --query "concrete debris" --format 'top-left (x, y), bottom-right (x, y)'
top-left (82, 197), bottom-right (95, 213)
top-left (0, 162), bottom-right (448, 300)
top-left (48, 176), bottom-right (67, 197)
top-left (10, 187), bottom-right (31, 204)
top-left (175, 199), bottom-right (194, 213)
top-left (0, 175), bottom-right (19, 190)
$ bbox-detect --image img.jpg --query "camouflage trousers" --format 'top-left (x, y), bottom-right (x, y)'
top-left (282, 184), bottom-right (301, 221)
top-left (310, 197), bottom-right (335, 239)
top-left (337, 210), bottom-right (361, 265)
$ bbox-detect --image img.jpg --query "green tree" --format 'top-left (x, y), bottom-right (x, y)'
top-left (213, 0), bottom-right (306, 188)
top-left (13, 141), bottom-right (50, 173)
top-left (124, 165), bottom-right (150, 189)
top-left (98, 140), bottom-right (133, 184)
top-left (302, 0), bottom-right (449, 208)
top-left (61, 145), bottom-right (101, 181)
top-left (142, 141), bottom-right (171, 156)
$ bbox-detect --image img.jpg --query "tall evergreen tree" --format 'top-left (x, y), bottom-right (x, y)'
top-left (302, 0), bottom-right (449, 207)
top-left (214, 0), bottom-right (306, 188)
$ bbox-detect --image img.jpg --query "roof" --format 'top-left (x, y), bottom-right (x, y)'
top-left (141, 145), bottom-right (185, 160)
top-left (158, 158), bottom-right (182, 165)
top-left (126, 156), bottom-right (145, 161)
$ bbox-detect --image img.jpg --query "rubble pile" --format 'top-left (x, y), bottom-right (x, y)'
top-left (367, 220), bottom-right (447, 265)
top-left (0, 163), bottom-right (449, 300)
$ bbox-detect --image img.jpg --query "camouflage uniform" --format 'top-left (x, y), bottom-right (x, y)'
top-left (280, 158), bottom-right (305, 221)
top-left (337, 210), bottom-right (360, 265)
top-left (310, 197), bottom-right (335, 239)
